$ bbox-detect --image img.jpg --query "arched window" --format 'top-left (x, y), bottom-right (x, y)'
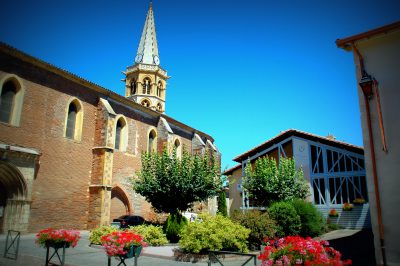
top-left (156, 103), bottom-right (162, 112)
top-left (142, 78), bottom-right (151, 94)
top-left (141, 99), bottom-right (151, 107)
top-left (130, 79), bottom-right (136, 95)
top-left (148, 130), bottom-right (157, 153)
top-left (115, 120), bottom-right (122, 150)
top-left (0, 76), bottom-right (24, 126)
top-left (0, 81), bottom-right (16, 123)
top-left (115, 117), bottom-right (127, 151)
top-left (157, 81), bottom-right (162, 97)
top-left (174, 139), bottom-right (182, 158)
top-left (65, 102), bottom-right (77, 139)
top-left (64, 99), bottom-right (83, 141)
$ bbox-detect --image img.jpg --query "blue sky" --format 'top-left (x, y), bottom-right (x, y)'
top-left (1, 0), bottom-right (399, 170)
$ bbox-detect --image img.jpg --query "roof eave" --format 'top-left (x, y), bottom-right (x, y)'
top-left (222, 164), bottom-right (241, 176)
top-left (336, 21), bottom-right (400, 49)
top-left (233, 129), bottom-right (364, 163)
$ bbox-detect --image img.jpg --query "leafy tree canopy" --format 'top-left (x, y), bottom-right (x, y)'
top-left (242, 156), bottom-right (309, 206)
top-left (133, 149), bottom-right (221, 214)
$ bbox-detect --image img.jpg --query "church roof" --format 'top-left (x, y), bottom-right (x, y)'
top-left (0, 42), bottom-right (214, 143)
top-left (135, 2), bottom-right (160, 65)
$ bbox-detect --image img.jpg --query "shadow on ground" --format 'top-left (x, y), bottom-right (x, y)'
top-left (328, 229), bottom-right (376, 266)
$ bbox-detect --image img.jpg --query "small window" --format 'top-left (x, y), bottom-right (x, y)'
top-left (115, 117), bottom-right (127, 151)
top-left (115, 120), bottom-right (122, 150)
top-left (174, 139), bottom-right (182, 158)
top-left (130, 79), bottom-right (136, 95)
top-left (157, 81), bottom-right (162, 97)
top-left (141, 99), bottom-right (151, 107)
top-left (148, 130), bottom-right (157, 153)
top-left (0, 81), bottom-right (16, 123)
top-left (65, 102), bottom-right (77, 139)
top-left (142, 78), bottom-right (151, 94)
top-left (64, 99), bottom-right (83, 141)
top-left (156, 103), bottom-right (162, 112)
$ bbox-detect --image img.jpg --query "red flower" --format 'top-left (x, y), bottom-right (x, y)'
top-left (101, 231), bottom-right (147, 257)
top-left (36, 228), bottom-right (80, 248)
top-left (259, 235), bottom-right (352, 265)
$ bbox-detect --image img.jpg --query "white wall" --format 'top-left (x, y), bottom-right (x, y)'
top-left (354, 29), bottom-right (400, 265)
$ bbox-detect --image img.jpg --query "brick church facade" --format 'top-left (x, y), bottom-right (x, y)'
top-left (0, 3), bottom-right (220, 233)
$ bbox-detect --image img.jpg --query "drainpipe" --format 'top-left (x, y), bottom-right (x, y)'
top-left (353, 44), bottom-right (387, 266)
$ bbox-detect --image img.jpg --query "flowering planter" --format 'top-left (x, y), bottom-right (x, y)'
top-left (36, 228), bottom-right (80, 266)
top-left (259, 236), bottom-right (352, 265)
top-left (353, 198), bottom-right (366, 205)
top-left (102, 231), bottom-right (146, 266)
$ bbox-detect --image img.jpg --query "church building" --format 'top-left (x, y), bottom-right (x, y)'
top-left (0, 3), bottom-right (220, 233)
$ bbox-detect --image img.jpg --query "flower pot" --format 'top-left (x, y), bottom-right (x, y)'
top-left (124, 245), bottom-right (142, 258)
top-left (45, 241), bottom-right (71, 249)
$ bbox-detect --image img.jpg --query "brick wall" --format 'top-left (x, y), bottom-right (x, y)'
top-left (0, 65), bottom-right (98, 231)
top-left (0, 50), bottom-right (221, 232)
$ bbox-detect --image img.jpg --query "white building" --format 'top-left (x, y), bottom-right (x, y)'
top-left (337, 21), bottom-right (400, 266)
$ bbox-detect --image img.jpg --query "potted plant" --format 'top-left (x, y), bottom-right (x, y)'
top-left (259, 236), bottom-right (352, 265)
top-left (36, 228), bottom-right (80, 249)
top-left (101, 231), bottom-right (147, 262)
top-left (328, 209), bottom-right (339, 217)
top-left (343, 203), bottom-right (354, 211)
top-left (36, 228), bottom-right (80, 266)
top-left (353, 198), bottom-right (366, 205)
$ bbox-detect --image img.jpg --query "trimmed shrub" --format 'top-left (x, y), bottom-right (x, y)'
top-left (179, 214), bottom-right (250, 254)
top-left (231, 210), bottom-right (277, 250)
top-left (268, 201), bottom-right (301, 237)
top-left (217, 190), bottom-right (228, 217)
top-left (164, 213), bottom-right (188, 243)
top-left (128, 225), bottom-right (168, 246)
top-left (89, 226), bottom-right (119, 245)
top-left (291, 199), bottom-right (325, 237)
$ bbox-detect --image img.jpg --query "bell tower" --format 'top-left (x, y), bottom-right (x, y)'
top-left (124, 1), bottom-right (169, 113)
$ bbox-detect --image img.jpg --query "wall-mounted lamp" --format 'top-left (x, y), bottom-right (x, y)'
top-left (359, 74), bottom-right (374, 98)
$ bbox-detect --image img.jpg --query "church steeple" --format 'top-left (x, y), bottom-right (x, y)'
top-left (134, 1), bottom-right (160, 66)
top-left (124, 1), bottom-right (169, 113)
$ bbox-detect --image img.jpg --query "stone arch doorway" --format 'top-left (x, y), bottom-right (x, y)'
top-left (110, 186), bottom-right (131, 222)
top-left (0, 161), bottom-right (28, 233)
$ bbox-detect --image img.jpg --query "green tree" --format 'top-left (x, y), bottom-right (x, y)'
top-left (133, 149), bottom-right (221, 215)
top-left (217, 189), bottom-right (228, 216)
top-left (242, 156), bottom-right (308, 206)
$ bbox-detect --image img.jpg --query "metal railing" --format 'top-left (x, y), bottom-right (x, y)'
top-left (3, 230), bottom-right (20, 260)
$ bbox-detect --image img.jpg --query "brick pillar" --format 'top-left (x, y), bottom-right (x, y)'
top-left (88, 100), bottom-right (115, 229)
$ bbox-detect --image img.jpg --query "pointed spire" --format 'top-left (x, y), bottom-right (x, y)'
top-left (134, 1), bottom-right (160, 65)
